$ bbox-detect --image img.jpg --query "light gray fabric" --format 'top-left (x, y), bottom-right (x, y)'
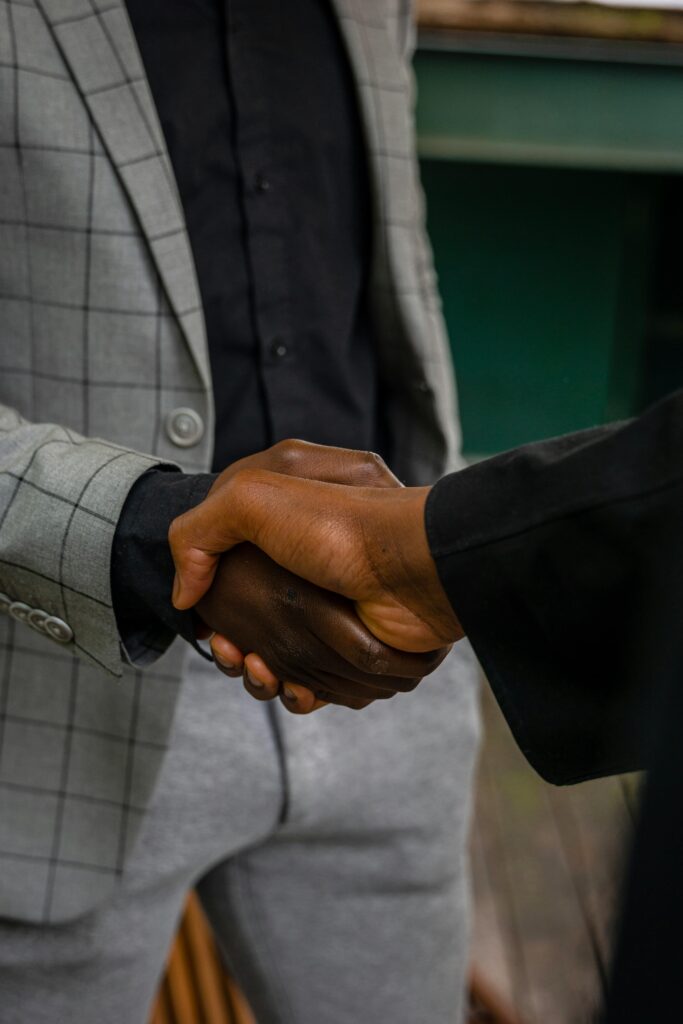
top-left (0, 0), bottom-right (471, 926)
top-left (0, 642), bottom-right (480, 1024)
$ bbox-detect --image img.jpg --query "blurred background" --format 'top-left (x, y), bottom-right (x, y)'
top-left (151, 0), bottom-right (683, 1019)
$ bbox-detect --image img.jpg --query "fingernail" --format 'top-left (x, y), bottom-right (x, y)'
top-left (215, 656), bottom-right (237, 671)
top-left (283, 686), bottom-right (297, 703)
top-left (245, 669), bottom-right (264, 691)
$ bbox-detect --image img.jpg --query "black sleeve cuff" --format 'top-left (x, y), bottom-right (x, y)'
top-left (111, 467), bottom-right (216, 665)
top-left (425, 456), bottom-right (648, 787)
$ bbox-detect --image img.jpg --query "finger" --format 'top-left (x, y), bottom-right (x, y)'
top-left (280, 684), bottom-right (370, 716)
top-left (244, 652), bottom-right (281, 701)
top-left (263, 440), bottom-right (403, 490)
top-left (169, 491), bottom-right (247, 610)
top-left (171, 551), bottom-right (219, 612)
top-left (312, 598), bottom-right (451, 685)
top-left (170, 439), bottom-right (400, 610)
top-left (279, 683), bottom-right (326, 715)
top-left (210, 635), bottom-right (245, 677)
top-left (276, 662), bottom-right (393, 706)
top-left (297, 668), bottom-right (401, 701)
top-left (175, 470), bottom-right (383, 612)
top-left (243, 664), bottom-right (280, 703)
top-left (290, 687), bottom-right (374, 712)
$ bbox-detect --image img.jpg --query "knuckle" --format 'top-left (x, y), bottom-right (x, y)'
top-left (359, 449), bottom-right (385, 476)
top-left (281, 695), bottom-right (312, 715)
top-left (353, 698), bottom-right (375, 711)
top-left (398, 676), bottom-right (421, 693)
top-left (381, 674), bottom-right (416, 693)
top-left (272, 438), bottom-right (304, 471)
top-left (340, 697), bottom-right (369, 710)
top-left (421, 647), bottom-right (450, 674)
top-left (363, 449), bottom-right (394, 483)
top-left (365, 449), bottom-right (385, 470)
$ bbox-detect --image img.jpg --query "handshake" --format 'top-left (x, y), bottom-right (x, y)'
top-left (168, 441), bottom-right (464, 715)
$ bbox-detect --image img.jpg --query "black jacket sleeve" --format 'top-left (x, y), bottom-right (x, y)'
top-left (425, 389), bottom-right (683, 785)
top-left (111, 468), bottom-right (215, 665)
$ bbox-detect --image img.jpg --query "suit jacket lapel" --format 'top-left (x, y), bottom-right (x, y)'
top-left (327, 0), bottom-right (417, 285)
top-left (37, 0), bottom-right (211, 390)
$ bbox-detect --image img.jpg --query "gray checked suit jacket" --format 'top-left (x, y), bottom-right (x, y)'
top-left (0, 0), bottom-right (462, 923)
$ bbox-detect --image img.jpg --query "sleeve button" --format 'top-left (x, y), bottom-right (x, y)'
top-left (28, 609), bottom-right (50, 634)
top-left (44, 616), bottom-right (74, 644)
top-left (9, 601), bottom-right (32, 624)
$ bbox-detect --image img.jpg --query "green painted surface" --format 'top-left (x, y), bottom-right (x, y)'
top-left (415, 43), bottom-right (658, 455)
top-left (415, 45), bottom-right (683, 173)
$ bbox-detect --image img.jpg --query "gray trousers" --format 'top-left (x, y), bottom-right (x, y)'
top-left (0, 643), bottom-right (480, 1024)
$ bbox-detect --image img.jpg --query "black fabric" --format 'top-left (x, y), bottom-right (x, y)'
top-left (113, 0), bottom-right (381, 650)
top-left (425, 388), bottom-right (683, 1021)
top-left (112, 469), bottom-right (215, 661)
top-left (125, 0), bottom-right (380, 469)
top-left (605, 599), bottom-right (683, 1023)
top-left (426, 387), bottom-right (683, 785)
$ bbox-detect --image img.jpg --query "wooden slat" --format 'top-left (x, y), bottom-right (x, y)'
top-left (469, 967), bottom-right (525, 1024)
top-left (182, 897), bottom-right (237, 1024)
top-left (223, 976), bottom-right (257, 1024)
top-left (148, 984), bottom-right (172, 1024)
top-left (149, 895), bottom-right (255, 1024)
top-left (164, 920), bottom-right (201, 1024)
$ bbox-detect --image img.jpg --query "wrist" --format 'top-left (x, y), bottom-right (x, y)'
top-left (389, 486), bottom-right (463, 644)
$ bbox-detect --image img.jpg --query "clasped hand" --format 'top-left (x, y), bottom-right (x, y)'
top-left (168, 441), bottom-right (462, 715)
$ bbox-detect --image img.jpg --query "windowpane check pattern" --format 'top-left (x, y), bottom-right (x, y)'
top-left (0, 0), bottom-right (460, 923)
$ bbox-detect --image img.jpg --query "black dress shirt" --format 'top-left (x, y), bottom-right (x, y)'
top-left (114, 0), bottom-right (382, 656)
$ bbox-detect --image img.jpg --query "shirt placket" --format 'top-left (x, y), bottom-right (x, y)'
top-left (225, 2), bottom-right (312, 442)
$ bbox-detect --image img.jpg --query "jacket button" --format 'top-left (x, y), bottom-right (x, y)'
top-left (44, 616), bottom-right (74, 644)
top-left (9, 601), bottom-right (32, 624)
top-left (0, 593), bottom-right (11, 615)
top-left (165, 408), bottom-right (205, 448)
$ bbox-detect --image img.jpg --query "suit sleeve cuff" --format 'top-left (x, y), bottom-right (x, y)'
top-left (425, 465), bottom-right (646, 786)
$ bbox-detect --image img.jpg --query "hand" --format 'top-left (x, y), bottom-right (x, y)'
top-left (171, 438), bottom-right (402, 610)
top-left (173, 439), bottom-right (424, 709)
top-left (169, 441), bottom-right (463, 654)
top-left (194, 542), bottom-right (447, 713)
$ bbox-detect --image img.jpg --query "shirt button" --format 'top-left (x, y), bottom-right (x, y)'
top-left (254, 173), bottom-right (272, 193)
top-left (44, 616), bottom-right (74, 644)
top-left (165, 407), bottom-right (205, 448)
top-left (270, 339), bottom-right (289, 360)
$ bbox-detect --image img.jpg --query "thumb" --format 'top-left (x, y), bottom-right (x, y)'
top-left (168, 495), bottom-right (244, 609)
top-left (171, 547), bottom-right (219, 610)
